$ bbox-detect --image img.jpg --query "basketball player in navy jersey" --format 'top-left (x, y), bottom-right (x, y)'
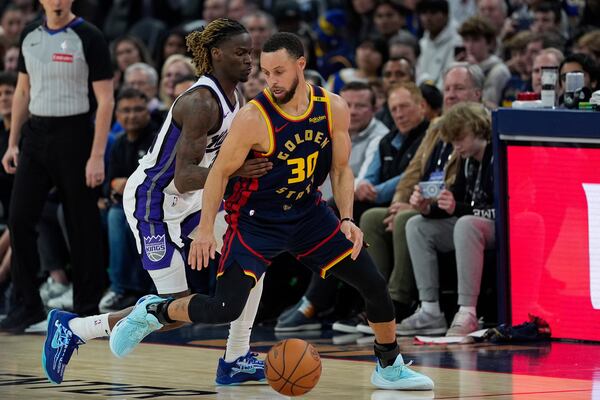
top-left (110, 32), bottom-right (434, 390)
top-left (43, 19), bottom-right (272, 386)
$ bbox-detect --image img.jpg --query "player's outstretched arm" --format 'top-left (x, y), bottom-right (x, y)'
top-left (188, 103), bottom-right (269, 269)
top-left (328, 93), bottom-right (363, 260)
top-left (173, 88), bottom-right (221, 193)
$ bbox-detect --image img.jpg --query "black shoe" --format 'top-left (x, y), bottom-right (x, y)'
top-left (0, 306), bottom-right (46, 333)
top-left (332, 311), bottom-right (368, 333)
top-left (393, 301), bottom-right (417, 322)
top-left (98, 291), bottom-right (138, 313)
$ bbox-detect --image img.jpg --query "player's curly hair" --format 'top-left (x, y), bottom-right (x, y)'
top-left (186, 18), bottom-right (248, 76)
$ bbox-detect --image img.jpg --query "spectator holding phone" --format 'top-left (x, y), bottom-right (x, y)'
top-left (398, 102), bottom-right (495, 337)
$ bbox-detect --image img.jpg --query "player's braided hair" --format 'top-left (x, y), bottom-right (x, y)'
top-left (186, 18), bottom-right (248, 76)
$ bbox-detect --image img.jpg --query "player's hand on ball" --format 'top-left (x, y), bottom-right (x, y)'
top-left (188, 230), bottom-right (216, 270)
top-left (340, 220), bottom-right (363, 260)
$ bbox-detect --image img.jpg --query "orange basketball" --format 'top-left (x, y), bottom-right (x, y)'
top-left (265, 338), bottom-right (322, 397)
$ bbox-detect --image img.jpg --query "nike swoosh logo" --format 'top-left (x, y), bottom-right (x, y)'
top-left (275, 123), bottom-right (289, 133)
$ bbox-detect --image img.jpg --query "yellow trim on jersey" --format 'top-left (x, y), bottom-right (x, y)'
top-left (319, 248), bottom-right (353, 278)
top-left (217, 269), bottom-right (258, 284)
top-left (265, 84), bottom-right (315, 121)
top-left (321, 89), bottom-right (334, 136)
top-left (250, 99), bottom-right (275, 157)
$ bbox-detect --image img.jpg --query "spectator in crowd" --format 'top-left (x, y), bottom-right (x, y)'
top-left (531, 2), bottom-right (562, 35)
top-left (153, 28), bottom-right (188, 72)
top-left (531, 48), bottom-right (564, 95)
top-left (373, 0), bottom-right (410, 40)
top-left (241, 11), bottom-right (277, 63)
top-left (304, 69), bottom-right (325, 86)
top-left (448, 0), bottom-right (477, 26)
top-left (579, 0), bottom-right (600, 29)
top-left (419, 81), bottom-right (444, 120)
top-left (173, 74), bottom-right (197, 98)
top-left (399, 102), bottom-right (495, 337)
top-left (320, 81), bottom-right (390, 201)
top-left (0, 71), bottom-right (15, 304)
top-left (242, 67), bottom-right (266, 101)
top-left (353, 82), bottom-right (429, 221)
top-left (227, 0), bottom-right (257, 21)
top-left (203, 0), bottom-right (229, 23)
top-left (558, 53), bottom-right (599, 101)
top-left (99, 88), bottom-right (156, 313)
top-left (502, 31), bottom-right (535, 105)
top-left (0, 71), bottom-right (15, 223)
top-left (124, 62), bottom-right (164, 119)
top-left (576, 31), bottom-right (600, 63)
top-left (0, 4), bottom-right (25, 45)
top-left (313, 9), bottom-right (353, 80)
top-left (327, 36), bottom-right (388, 94)
top-left (159, 54), bottom-right (196, 109)
top-left (376, 57), bottom-right (415, 130)
top-left (111, 35), bottom-right (152, 84)
top-left (476, 0), bottom-right (507, 36)
top-left (2, 42), bottom-right (19, 72)
top-left (348, 0), bottom-right (377, 45)
top-left (388, 30), bottom-right (420, 66)
top-left (458, 16), bottom-right (510, 107)
top-left (416, 0), bottom-right (462, 89)
top-left (37, 194), bottom-right (72, 311)
top-left (0, 0), bottom-right (114, 332)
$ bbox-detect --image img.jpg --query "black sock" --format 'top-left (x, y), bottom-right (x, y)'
top-left (374, 340), bottom-right (400, 368)
top-left (147, 298), bottom-right (175, 325)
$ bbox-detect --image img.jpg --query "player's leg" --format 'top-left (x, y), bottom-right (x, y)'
top-left (42, 248), bottom-right (190, 384)
top-left (328, 252), bottom-right (434, 390)
top-left (109, 262), bottom-right (255, 357)
top-left (216, 273), bottom-right (266, 385)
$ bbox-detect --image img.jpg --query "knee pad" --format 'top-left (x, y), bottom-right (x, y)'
top-left (188, 293), bottom-right (247, 324)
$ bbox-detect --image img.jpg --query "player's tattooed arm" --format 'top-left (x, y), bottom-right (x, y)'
top-left (173, 88), bottom-right (221, 193)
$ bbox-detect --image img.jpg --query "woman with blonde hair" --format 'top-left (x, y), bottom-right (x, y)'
top-left (159, 54), bottom-right (196, 108)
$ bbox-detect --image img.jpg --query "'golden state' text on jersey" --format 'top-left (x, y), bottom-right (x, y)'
top-left (225, 84), bottom-right (333, 224)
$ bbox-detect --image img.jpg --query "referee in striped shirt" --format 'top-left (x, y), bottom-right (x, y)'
top-left (1, 0), bottom-right (114, 332)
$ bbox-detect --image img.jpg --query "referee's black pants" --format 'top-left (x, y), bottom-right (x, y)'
top-left (8, 114), bottom-right (105, 316)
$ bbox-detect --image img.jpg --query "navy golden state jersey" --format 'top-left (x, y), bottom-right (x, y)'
top-left (225, 84), bottom-right (333, 223)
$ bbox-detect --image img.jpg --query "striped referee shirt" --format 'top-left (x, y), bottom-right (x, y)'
top-left (17, 17), bottom-right (112, 117)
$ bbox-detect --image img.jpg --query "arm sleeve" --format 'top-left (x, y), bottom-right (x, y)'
top-left (77, 22), bottom-right (113, 82)
top-left (17, 22), bottom-right (39, 74)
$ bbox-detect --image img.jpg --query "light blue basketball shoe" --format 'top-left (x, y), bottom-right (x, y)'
top-left (109, 295), bottom-right (165, 358)
top-left (371, 354), bottom-right (434, 390)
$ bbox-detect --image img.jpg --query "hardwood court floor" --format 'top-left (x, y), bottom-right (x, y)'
top-left (0, 326), bottom-right (598, 399)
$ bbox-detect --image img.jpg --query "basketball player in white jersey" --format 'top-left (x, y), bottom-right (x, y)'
top-left (42, 19), bottom-right (272, 386)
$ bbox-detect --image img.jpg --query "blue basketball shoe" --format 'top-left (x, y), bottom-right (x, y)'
top-left (371, 354), bottom-right (434, 390)
top-left (215, 351), bottom-right (266, 385)
top-left (42, 309), bottom-right (85, 384)
top-left (109, 295), bottom-right (165, 358)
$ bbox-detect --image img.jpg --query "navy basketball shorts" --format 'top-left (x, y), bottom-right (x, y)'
top-left (217, 201), bottom-right (354, 284)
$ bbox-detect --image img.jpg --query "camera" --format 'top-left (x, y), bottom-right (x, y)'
top-left (419, 181), bottom-right (445, 199)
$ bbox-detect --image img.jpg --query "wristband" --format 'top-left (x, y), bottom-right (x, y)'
top-left (340, 217), bottom-right (355, 224)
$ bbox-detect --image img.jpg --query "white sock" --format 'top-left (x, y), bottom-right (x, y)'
top-left (421, 301), bottom-right (441, 316)
top-left (224, 274), bottom-right (264, 363)
top-left (68, 314), bottom-right (111, 342)
top-left (459, 306), bottom-right (476, 317)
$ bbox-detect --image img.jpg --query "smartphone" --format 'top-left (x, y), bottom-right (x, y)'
top-left (419, 181), bottom-right (445, 199)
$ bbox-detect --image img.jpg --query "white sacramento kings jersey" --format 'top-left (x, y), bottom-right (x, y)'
top-left (123, 74), bottom-right (240, 260)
